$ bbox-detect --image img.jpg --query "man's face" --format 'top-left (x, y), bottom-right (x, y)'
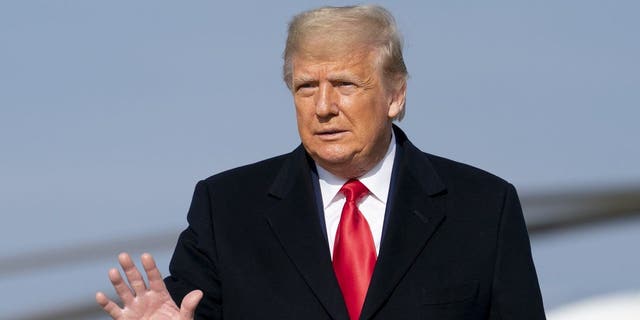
top-left (291, 46), bottom-right (405, 178)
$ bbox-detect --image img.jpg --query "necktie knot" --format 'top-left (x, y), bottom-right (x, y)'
top-left (340, 179), bottom-right (369, 203)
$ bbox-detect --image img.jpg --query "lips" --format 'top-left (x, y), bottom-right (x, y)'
top-left (315, 129), bottom-right (348, 139)
top-left (317, 129), bottom-right (346, 135)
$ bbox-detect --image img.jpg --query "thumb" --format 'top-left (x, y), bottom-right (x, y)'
top-left (179, 290), bottom-right (203, 320)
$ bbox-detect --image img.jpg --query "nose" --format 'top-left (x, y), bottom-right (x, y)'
top-left (315, 82), bottom-right (339, 119)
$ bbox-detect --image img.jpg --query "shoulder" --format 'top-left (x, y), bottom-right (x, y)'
top-left (420, 152), bottom-right (519, 221)
top-left (425, 152), bottom-right (512, 191)
top-left (394, 125), bottom-right (513, 195)
top-left (399, 137), bottom-right (517, 212)
top-left (399, 146), bottom-right (520, 224)
top-left (198, 151), bottom-right (293, 192)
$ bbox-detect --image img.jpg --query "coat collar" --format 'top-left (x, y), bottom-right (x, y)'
top-left (265, 126), bottom-right (448, 320)
top-left (265, 147), bottom-right (350, 319)
top-left (360, 125), bottom-right (448, 319)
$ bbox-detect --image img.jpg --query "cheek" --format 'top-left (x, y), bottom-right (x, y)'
top-left (295, 103), bottom-right (313, 124)
top-left (350, 100), bottom-right (388, 128)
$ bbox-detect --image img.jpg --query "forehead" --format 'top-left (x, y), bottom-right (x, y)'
top-left (292, 44), bottom-right (379, 76)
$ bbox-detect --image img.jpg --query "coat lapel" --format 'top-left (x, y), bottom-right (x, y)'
top-left (264, 146), bottom-right (349, 320)
top-left (361, 129), bottom-right (448, 320)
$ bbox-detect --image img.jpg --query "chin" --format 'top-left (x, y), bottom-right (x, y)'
top-left (312, 149), bottom-right (352, 164)
top-left (305, 142), bottom-right (359, 166)
top-left (316, 154), bottom-right (351, 165)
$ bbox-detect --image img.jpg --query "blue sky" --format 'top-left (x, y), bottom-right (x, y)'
top-left (1, 0), bottom-right (638, 258)
top-left (2, 0), bottom-right (639, 261)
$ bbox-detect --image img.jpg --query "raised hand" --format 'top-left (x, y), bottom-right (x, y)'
top-left (96, 252), bottom-right (203, 320)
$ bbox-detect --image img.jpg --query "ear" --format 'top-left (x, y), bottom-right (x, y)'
top-left (387, 79), bottom-right (407, 119)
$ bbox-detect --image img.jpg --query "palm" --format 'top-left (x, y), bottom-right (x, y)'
top-left (96, 253), bottom-right (202, 320)
top-left (118, 290), bottom-right (179, 320)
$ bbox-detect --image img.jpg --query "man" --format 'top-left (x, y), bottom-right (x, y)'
top-left (97, 5), bottom-right (545, 319)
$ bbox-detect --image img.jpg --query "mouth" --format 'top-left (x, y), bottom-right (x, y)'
top-left (315, 129), bottom-right (348, 140)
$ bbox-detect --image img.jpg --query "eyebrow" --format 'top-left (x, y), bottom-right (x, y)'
top-left (292, 70), bottom-right (369, 88)
top-left (292, 75), bottom-right (317, 84)
top-left (327, 71), bottom-right (359, 82)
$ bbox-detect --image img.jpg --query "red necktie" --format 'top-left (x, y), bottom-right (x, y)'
top-left (333, 179), bottom-right (377, 320)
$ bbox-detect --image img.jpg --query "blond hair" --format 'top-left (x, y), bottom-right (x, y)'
top-left (283, 5), bottom-right (408, 120)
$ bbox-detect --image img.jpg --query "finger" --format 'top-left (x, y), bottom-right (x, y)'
top-left (96, 291), bottom-right (123, 319)
top-left (179, 290), bottom-right (203, 320)
top-left (108, 267), bottom-right (134, 304)
top-left (118, 252), bottom-right (148, 296)
top-left (141, 253), bottom-right (168, 293)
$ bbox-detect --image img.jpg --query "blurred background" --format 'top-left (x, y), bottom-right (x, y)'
top-left (1, 1), bottom-right (638, 319)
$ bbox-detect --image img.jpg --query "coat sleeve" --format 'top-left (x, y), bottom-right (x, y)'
top-left (164, 180), bottom-right (222, 319)
top-left (489, 183), bottom-right (546, 319)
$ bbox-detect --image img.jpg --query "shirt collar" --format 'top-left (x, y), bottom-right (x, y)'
top-left (316, 131), bottom-right (397, 208)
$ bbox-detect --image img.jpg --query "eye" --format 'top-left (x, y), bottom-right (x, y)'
top-left (294, 82), bottom-right (317, 97)
top-left (334, 80), bottom-right (358, 94)
top-left (295, 82), bottom-right (316, 92)
top-left (337, 81), bottom-right (355, 87)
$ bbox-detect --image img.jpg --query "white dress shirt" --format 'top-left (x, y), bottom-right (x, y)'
top-left (316, 132), bottom-right (396, 258)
